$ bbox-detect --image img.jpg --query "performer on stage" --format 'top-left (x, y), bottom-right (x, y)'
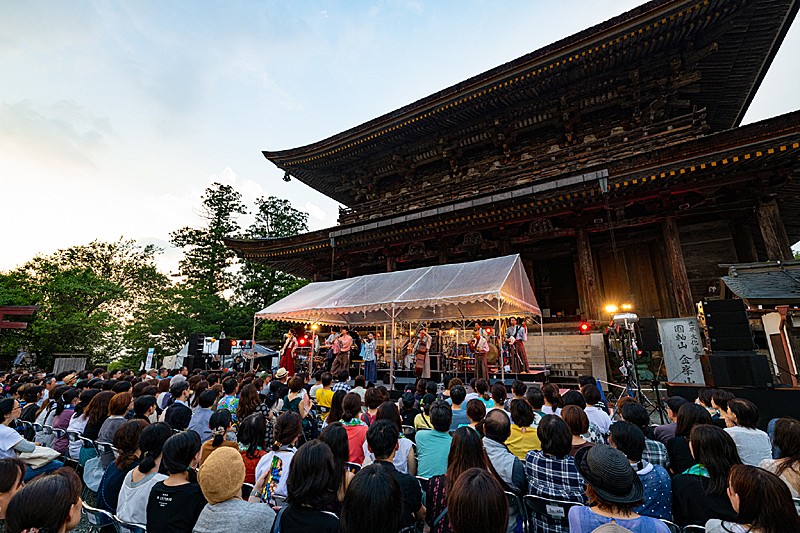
top-left (363, 333), bottom-right (377, 383)
top-left (473, 323), bottom-right (487, 339)
top-left (279, 330), bottom-right (298, 376)
top-left (414, 327), bottom-right (433, 378)
top-left (505, 317), bottom-right (530, 373)
top-left (330, 327), bottom-right (353, 376)
top-left (323, 330), bottom-right (339, 371)
top-left (473, 329), bottom-right (490, 379)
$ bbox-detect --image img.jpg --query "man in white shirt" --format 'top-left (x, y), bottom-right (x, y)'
top-left (582, 383), bottom-right (612, 435)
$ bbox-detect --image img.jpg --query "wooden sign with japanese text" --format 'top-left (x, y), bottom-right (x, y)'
top-left (658, 317), bottom-right (706, 385)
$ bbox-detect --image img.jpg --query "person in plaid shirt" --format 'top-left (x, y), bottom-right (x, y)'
top-left (620, 402), bottom-right (670, 470)
top-left (331, 370), bottom-right (352, 393)
top-left (524, 415), bottom-right (587, 533)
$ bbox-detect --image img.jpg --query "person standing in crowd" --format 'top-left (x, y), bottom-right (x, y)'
top-left (667, 402), bottom-right (712, 475)
top-left (482, 409), bottom-right (527, 495)
top-left (569, 445), bottom-right (670, 533)
top-left (653, 396), bottom-right (688, 444)
top-left (447, 468), bottom-right (508, 533)
top-left (200, 409), bottom-right (238, 465)
top-left (723, 398), bottom-right (771, 466)
top-left (525, 415), bottom-right (587, 531)
top-left (340, 392), bottom-right (368, 463)
top-left (506, 398), bottom-right (541, 460)
top-left (473, 329), bottom-right (490, 380)
top-left (270, 440), bottom-right (339, 533)
top-left (0, 458), bottom-right (25, 520)
top-left (254, 411), bottom-right (302, 500)
top-left (280, 330), bottom-right (298, 376)
top-left (671, 425), bottom-right (741, 526)
top-left (608, 421), bottom-right (671, 521)
top-left (339, 463), bottom-right (402, 533)
top-left (194, 446), bottom-right (276, 533)
top-left (366, 420), bottom-right (425, 529)
top-left (705, 464), bottom-right (800, 533)
top-left (760, 417), bottom-right (800, 496)
top-left (5, 468), bottom-right (82, 533)
top-left (117, 422), bottom-right (172, 526)
top-left (146, 430), bottom-right (206, 533)
top-left (363, 333), bottom-right (377, 384)
top-left (330, 327), bottom-right (353, 376)
top-left (416, 400), bottom-right (454, 478)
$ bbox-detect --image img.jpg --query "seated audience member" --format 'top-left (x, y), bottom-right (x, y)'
top-left (609, 421), bottom-right (671, 520)
top-left (696, 388), bottom-right (725, 427)
top-left (490, 382), bottom-right (509, 413)
top-left (416, 400), bottom-right (454, 478)
top-left (653, 396), bottom-right (688, 444)
top-left (340, 392), bottom-right (368, 463)
top-left (238, 413), bottom-right (268, 484)
top-left (98, 391), bottom-right (133, 468)
top-left (271, 440), bottom-right (339, 533)
top-left (339, 463), bottom-right (402, 533)
top-left (667, 402), bottom-right (712, 475)
top-left (540, 382), bottom-right (563, 415)
top-left (581, 383), bottom-right (612, 435)
top-left (237, 383), bottom-right (264, 423)
top-left (216, 377), bottom-right (240, 421)
top-left (51, 388), bottom-right (80, 454)
top-left (705, 464), bottom-right (800, 533)
top-left (562, 404), bottom-right (594, 457)
top-left (332, 370), bottom-right (352, 393)
top-left (98, 419), bottom-right (147, 513)
top-left (146, 430), bottom-right (206, 533)
top-left (367, 420), bottom-right (425, 529)
top-left (199, 409), bottom-right (238, 465)
top-left (562, 390), bottom-right (605, 444)
top-left (361, 387), bottom-right (382, 426)
top-left (723, 398), bottom-right (771, 466)
top-left (0, 458), bottom-right (25, 519)
top-left (448, 468), bottom-right (508, 533)
top-left (0, 398), bottom-right (63, 481)
top-left (350, 375), bottom-right (367, 402)
top-left (525, 415), bottom-right (587, 531)
top-left (309, 371), bottom-right (323, 399)
top-left (569, 445), bottom-right (669, 533)
top-left (188, 389), bottom-right (217, 441)
top-left (315, 372), bottom-right (335, 408)
top-left (414, 393), bottom-right (437, 430)
top-left (362, 402), bottom-right (416, 475)
top-left (620, 402), bottom-right (670, 470)
top-left (471, 379), bottom-right (493, 409)
top-left (399, 391), bottom-right (421, 429)
top-left (671, 425), bottom-right (740, 527)
top-left (466, 398), bottom-right (486, 432)
top-left (449, 385), bottom-right (470, 430)
top-left (760, 417), bottom-right (800, 496)
top-left (428, 426), bottom-right (514, 533)
top-left (525, 386), bottom-right (547, 423)
top-left (131, 394), bottom-right (157, 424)
top-left (508, 380), bottom-right (527, 409)
top-left (443, 378), bottom-right (463, 403)
top-left (254, 411), bottom-right (302, 500)
top-left (482, 409), bottom-right (527, 495)
top-left (5, 468), bottom-right (82, 533)
top-left (319, 422), bottom-right (353, 508)
top-left (164, 380), bottom-right (192, 431)
top-left (506, 398), bottom-right (541, 460)
top-left (117, 422), bottom-right (172, 526)
top-left (711, 389), bottom-right (736, 418)
top-left (194, 446), bottom-right (276, 533)
top-left (79, 391), bottom-right (114, 465)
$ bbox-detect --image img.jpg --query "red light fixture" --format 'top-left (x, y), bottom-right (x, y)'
top-left (299, 338), bottom-right (306, 345)
top-left (230, 339), bottom-right (236, 346)
top-left (579, 322), bottom-right (591, 333)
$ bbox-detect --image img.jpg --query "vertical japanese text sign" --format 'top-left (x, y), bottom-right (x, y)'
top-left (657, 318), bottom-right (705, 385)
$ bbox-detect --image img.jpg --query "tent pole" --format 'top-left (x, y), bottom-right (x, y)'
top-left (249, 316), bottom-right (259, 373)
top-left (390, 305), bottom-right (396, 388)
top-left (498, 293), bottom-right (504, 383)
top-left (540, 316), bottom-right (548, 383)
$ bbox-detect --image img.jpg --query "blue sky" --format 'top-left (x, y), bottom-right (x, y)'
top-left (2, 0), bottom-right (799, 273)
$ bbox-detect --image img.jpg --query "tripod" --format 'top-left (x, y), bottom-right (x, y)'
top-left (611, 322), bottom-right (665, 422)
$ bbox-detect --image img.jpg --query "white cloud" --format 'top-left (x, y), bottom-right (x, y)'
top-left (303, 201), bottom-right (328, 221)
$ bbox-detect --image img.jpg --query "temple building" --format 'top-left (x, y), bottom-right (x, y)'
top-left (227, 0), bottom-right (800, 332)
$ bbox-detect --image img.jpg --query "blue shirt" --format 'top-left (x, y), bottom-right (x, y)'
top-left (450, 408), bottom-right (470, 431)
top-left (188, 407), bottom-right (213, 442)
top-left (415, 430), bottom-right (452, 478)
top-left (362, 339), bottom-right (376, 362)
top-left (568, 505), bottom-right (670, 533)
top-left (634, 461), bottom-right (672, 520)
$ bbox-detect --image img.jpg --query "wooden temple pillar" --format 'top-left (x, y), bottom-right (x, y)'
top-left (576, 229), bottom-right (601, 321)
top-left (756, 198), bottom-right (793, 261)
top-left (386, 256), bottom-right (397, 272)
top-left (662, 217), bottom-right (695, 317)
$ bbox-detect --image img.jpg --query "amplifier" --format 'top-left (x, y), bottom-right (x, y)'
top-left (709, 352), bottom-right (773, 388)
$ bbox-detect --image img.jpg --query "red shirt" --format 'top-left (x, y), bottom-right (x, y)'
top-left (240, 449), bottom-right (267, 484)
top-left (344, 424), bottom-right (368, 464)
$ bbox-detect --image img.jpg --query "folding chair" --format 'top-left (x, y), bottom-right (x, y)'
top-left (67, 430), bottom-right (82, 442)
top-left (79, 436), bottom-right (98, 453)
top-left (659, 519), bottom-right (681, 533)
top-left (52, 427), bottom-right (67, 439)
top-left (95, 440), bottom-right (119, 459)
top-left (32, 422), bottom-right (43, 433)
top-left (505, 491), bottom-right (528, 533)
top-left (416, 476), bottom-right (430, 494)
top-left (793, 496), bottom-right (800, 515)
top-left (402, 425), bottom-right (415, 438)
top-left (346, 462), bottom-right (362, 474)
top-left (82, 501), bottom-right (115, 531)
top-left (523, 494), bottom-right (583, 533)
top-left (41, 424), bottom-right (54, 435)
top-left (242, 482), bottom-right (254, 499)
top-left (112, 514), bottom-right (146, 533)
top-left (681, 526), bottom-right (705, 533)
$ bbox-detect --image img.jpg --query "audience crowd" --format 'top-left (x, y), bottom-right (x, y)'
top-left (0, 366), bottom-right (798, 533)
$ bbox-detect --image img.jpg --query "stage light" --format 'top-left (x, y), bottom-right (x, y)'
top-left (311, 324), bottom-right (319, 331)
top-left (449, 329), bottom-right (456, 335)
top-left (299, 338), bottom-right (306, 345)
top-left (604, 304), bottom-right (619, 314)
top-left (621, 303), bottom-right (633, 311)
top-left (230, 339), bottom-right (236, 346)
top-left (579, 322), bottom-right (591, 333)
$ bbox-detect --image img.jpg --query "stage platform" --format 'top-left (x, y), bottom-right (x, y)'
top-left (383, 366), bottom-right (549, 390)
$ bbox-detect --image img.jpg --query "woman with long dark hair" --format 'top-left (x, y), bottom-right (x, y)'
top-left (562, 404), bottom-right (593, 457)
top-left (66, 388), bottom-right (99, 460)
top-left (706, 464), bottom-right (800, 532)
top-left (426, 426), bottom-right (499, 533)
top-left (238, 413), bottom-right (268, 484)
top-left (318, 422), bottom-right (352, 507)
top-left (0, 458), bottom-right (25, 520)
top-left (236, 383), bottom-right (262, 422)
top-left (541, 383), bottom-right (563, 415)
top-left (362, 401), bottom-right (417, 475)
top-left (199, 409), bottom-right (237, 465)
top-left (190, 379), bottom-right (209, 410)
top-left (98, 419), bottom-right (147, 513)
top-left (254, 411), bottom-right (302, 501)
top-left (339, 464), bottom-right (402, 533)
top-left (325, 390), bottom-right (346, 429)
top-left (667, 402), bottom-right (712, 474)
top-left (447, 468), bottom-right (508, 533)
top-left (5, 468), bottom-right (82, 533)
top-left (51, 387), bottom-right (80, 455)
top-left (672, 424), bottom-right (741, 526)
top-left (146, 430), bottom-right (206, 533)
top-left (340, 392), bottom-right (368, 463)
top-left (79, 390), bottom-right (115, 464)
top-left (269, 440), bottom-right (339, 533)
top-left (117, 422), bottom-right (172, 526)
top-left (760, 417), bottom-right (800, 496)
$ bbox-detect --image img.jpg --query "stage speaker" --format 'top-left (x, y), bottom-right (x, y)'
top-left (183, 355), bottom-right (207, 372)
top-left (701, 299), bottom-right (755, 351)
top-left (636, 317), bottom-right (661, 351)
top-left (188, 333), bottom-right (205, 356)
top-left (218, 339), bottom-right (232, 356)
top-left (709, 351), bottom-right (773, 388)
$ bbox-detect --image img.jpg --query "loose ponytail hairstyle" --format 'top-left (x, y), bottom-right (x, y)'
top-left (272, 411), bottom-right (302, 451)
top-left (114, 419), bottom-right (148, 471)
top-left (209, 409), bottom-right (233, 448)
top-left (137, 422), bottom-right (172, 474)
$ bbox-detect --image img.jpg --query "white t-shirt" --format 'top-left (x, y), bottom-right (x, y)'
top-left (361, 437), bottom-right (414, 474)
top-left (67, 413), bottom-right (88, 460)
top-left (117, 469), bottom-right (168, 525)
top-left (254, 448), bottom-right (296, 499)
top-left (725, 426), bottom-right (772, 466)
top-left (0, 424), bottom-right (23, 459)
top-left (584, 406), bottom-right (612, 435)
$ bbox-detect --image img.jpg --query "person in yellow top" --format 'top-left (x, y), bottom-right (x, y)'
top-left (505, 399), bottom-right (541, 460)
top-left (315, 372), bottom-right (335, 408)
top-left (414, 393), bottom-right (437, 431)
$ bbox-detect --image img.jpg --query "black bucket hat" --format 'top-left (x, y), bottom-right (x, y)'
top-left (575, 444), bottom-right (644, 504)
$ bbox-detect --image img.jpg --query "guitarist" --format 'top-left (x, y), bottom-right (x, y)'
top-left (414, 326), bottom-right (433, 378)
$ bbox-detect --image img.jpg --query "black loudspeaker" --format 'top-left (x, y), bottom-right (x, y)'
top-left (188, 333), bottom-right (205, 356)
top-left (702, 299), bottom-right (755, 351)
top-left (218, 340), bottom-right (232, 356)
top-left (636, 317), bottom-right (661, 351)
top-left (709, 352), bottom-right (773, 388)
top-left (183, 355), bottom-right (207, 372)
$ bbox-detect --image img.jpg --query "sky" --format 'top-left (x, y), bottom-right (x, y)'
top-left (2, 0), bottom-right (800, 274)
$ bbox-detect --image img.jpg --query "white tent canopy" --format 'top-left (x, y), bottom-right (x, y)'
top-left (255, 254), bottom-right (540, 325)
